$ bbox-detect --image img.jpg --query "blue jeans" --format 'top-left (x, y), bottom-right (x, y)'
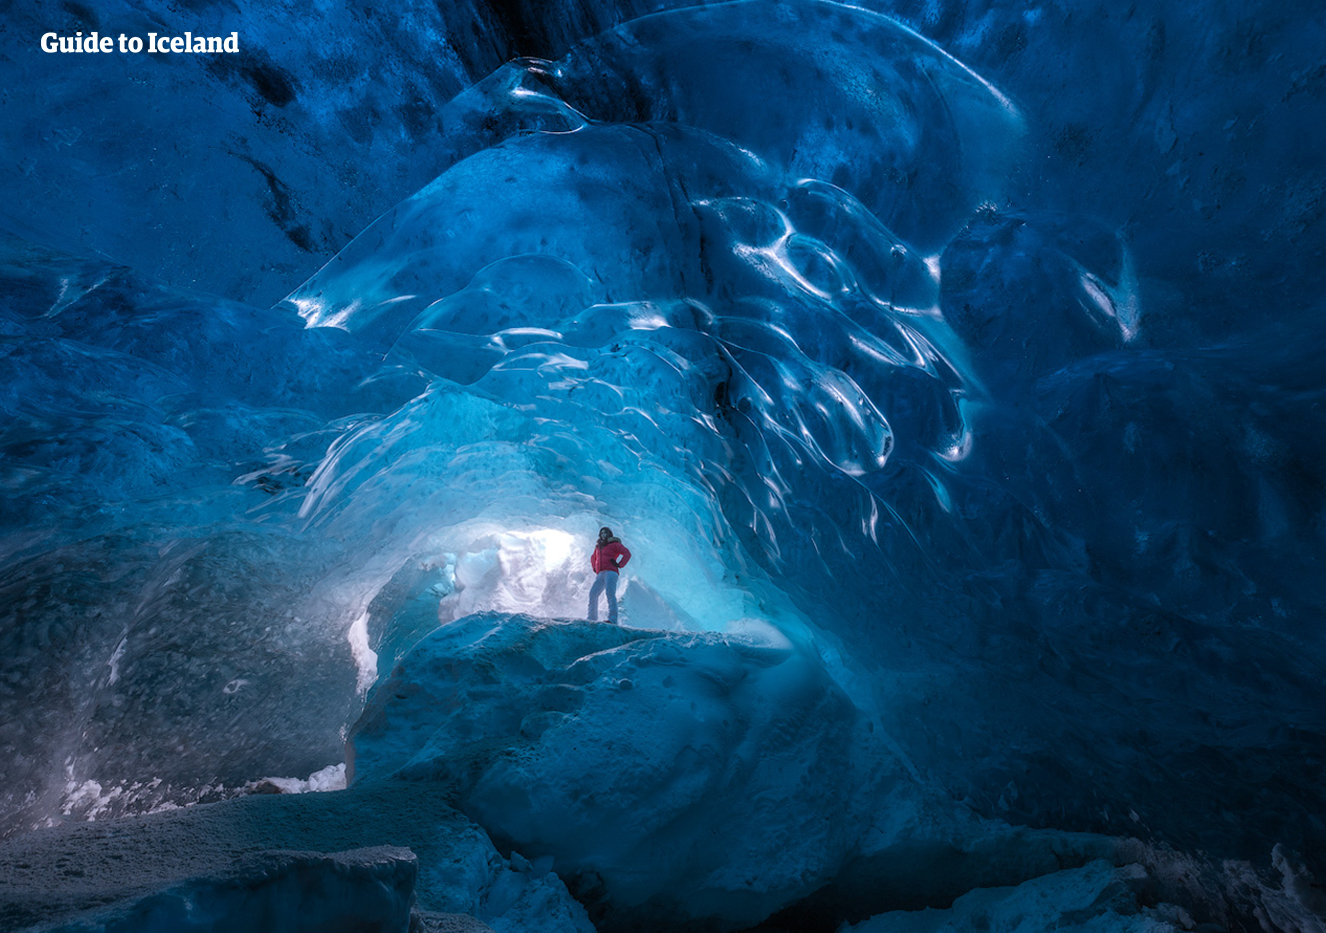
top-left (588, 570), bottom-right (619, 623)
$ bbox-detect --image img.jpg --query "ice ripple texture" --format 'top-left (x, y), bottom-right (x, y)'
top-left (0, 0), bottom-right (1323, 916)
top-left (286, 0), bottom-right (1022, 581)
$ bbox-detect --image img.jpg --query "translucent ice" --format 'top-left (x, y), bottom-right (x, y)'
top-left (1, 0), bottom-right (1324, 929)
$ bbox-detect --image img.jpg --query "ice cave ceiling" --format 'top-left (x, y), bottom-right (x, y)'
top-left (1, 0), bottom-right (1325, 931)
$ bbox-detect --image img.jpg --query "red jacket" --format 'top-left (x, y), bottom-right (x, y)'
top-left (592, 539), bottom-right (631, 574)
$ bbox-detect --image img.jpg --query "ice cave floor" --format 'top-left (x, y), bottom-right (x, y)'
top-left (4, 615), bottom-right (1318, 933)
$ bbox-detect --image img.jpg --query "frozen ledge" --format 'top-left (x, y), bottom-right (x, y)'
top-left (0, 782), bottom-right (588, 933)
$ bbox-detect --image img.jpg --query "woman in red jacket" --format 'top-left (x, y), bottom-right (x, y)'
top-left (588, 526), bottom-right (631, 624)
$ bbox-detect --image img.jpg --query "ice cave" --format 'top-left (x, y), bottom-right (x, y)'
top-left (1, 0), bottom-right (1324, 930)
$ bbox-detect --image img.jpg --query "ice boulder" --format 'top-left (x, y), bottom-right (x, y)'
top-left (348, 613), bottom-right (896, 929)
top-left (844, 860), bottom-right (1178, 933)
top-left (0, 778), bottom-right (592, 933)
top-left (11, 846), bottom-right (418, 933)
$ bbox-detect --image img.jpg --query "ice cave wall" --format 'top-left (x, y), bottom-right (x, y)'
top-left (0, 1), bottom-right (1325, 929)
top-left (5, 0), bottom-right (1323, 325)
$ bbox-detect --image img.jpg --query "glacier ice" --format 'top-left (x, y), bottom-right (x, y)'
top-left (842, 861), bottom-right (1174, 933)
top-left (0, 782), bottom-right (594, 933)
top-left (1, 0), bottom-right (1325, 930)
top-left (348, 613), bottom-right (887, 928)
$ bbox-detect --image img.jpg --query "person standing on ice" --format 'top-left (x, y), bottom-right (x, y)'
top-left (588, 526), bottom-right (631, 624)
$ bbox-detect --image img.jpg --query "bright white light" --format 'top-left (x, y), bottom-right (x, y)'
top-left (347, 611), bottom-right (378, 695)
top-left (439, 527), bottom-right (584, 622)
top-left (924, 254), bottom-right (942, 283)
top-left (528, 528), bottom-right (574, 567)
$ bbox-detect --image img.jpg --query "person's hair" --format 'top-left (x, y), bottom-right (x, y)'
top-left (599, 526), bottom-right (613, 538)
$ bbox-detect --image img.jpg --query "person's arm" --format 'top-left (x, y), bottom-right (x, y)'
top-left (614, 544), bottom-right (631, 570)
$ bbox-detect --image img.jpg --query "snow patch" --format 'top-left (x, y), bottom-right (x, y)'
top-left (348, 611), bottom-right (378, 695)
top-left (252, 762), bottom-right (348, 795)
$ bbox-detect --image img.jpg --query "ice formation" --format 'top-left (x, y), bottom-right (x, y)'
top-left (1, 0), bottom-right (1324, 930)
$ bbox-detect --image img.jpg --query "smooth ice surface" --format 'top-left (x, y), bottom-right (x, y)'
top-left (2, 0), bottom-right (1326, 930)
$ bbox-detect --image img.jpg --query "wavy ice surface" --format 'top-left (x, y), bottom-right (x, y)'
top-left (2, 0), bottom-right (1325, 929)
